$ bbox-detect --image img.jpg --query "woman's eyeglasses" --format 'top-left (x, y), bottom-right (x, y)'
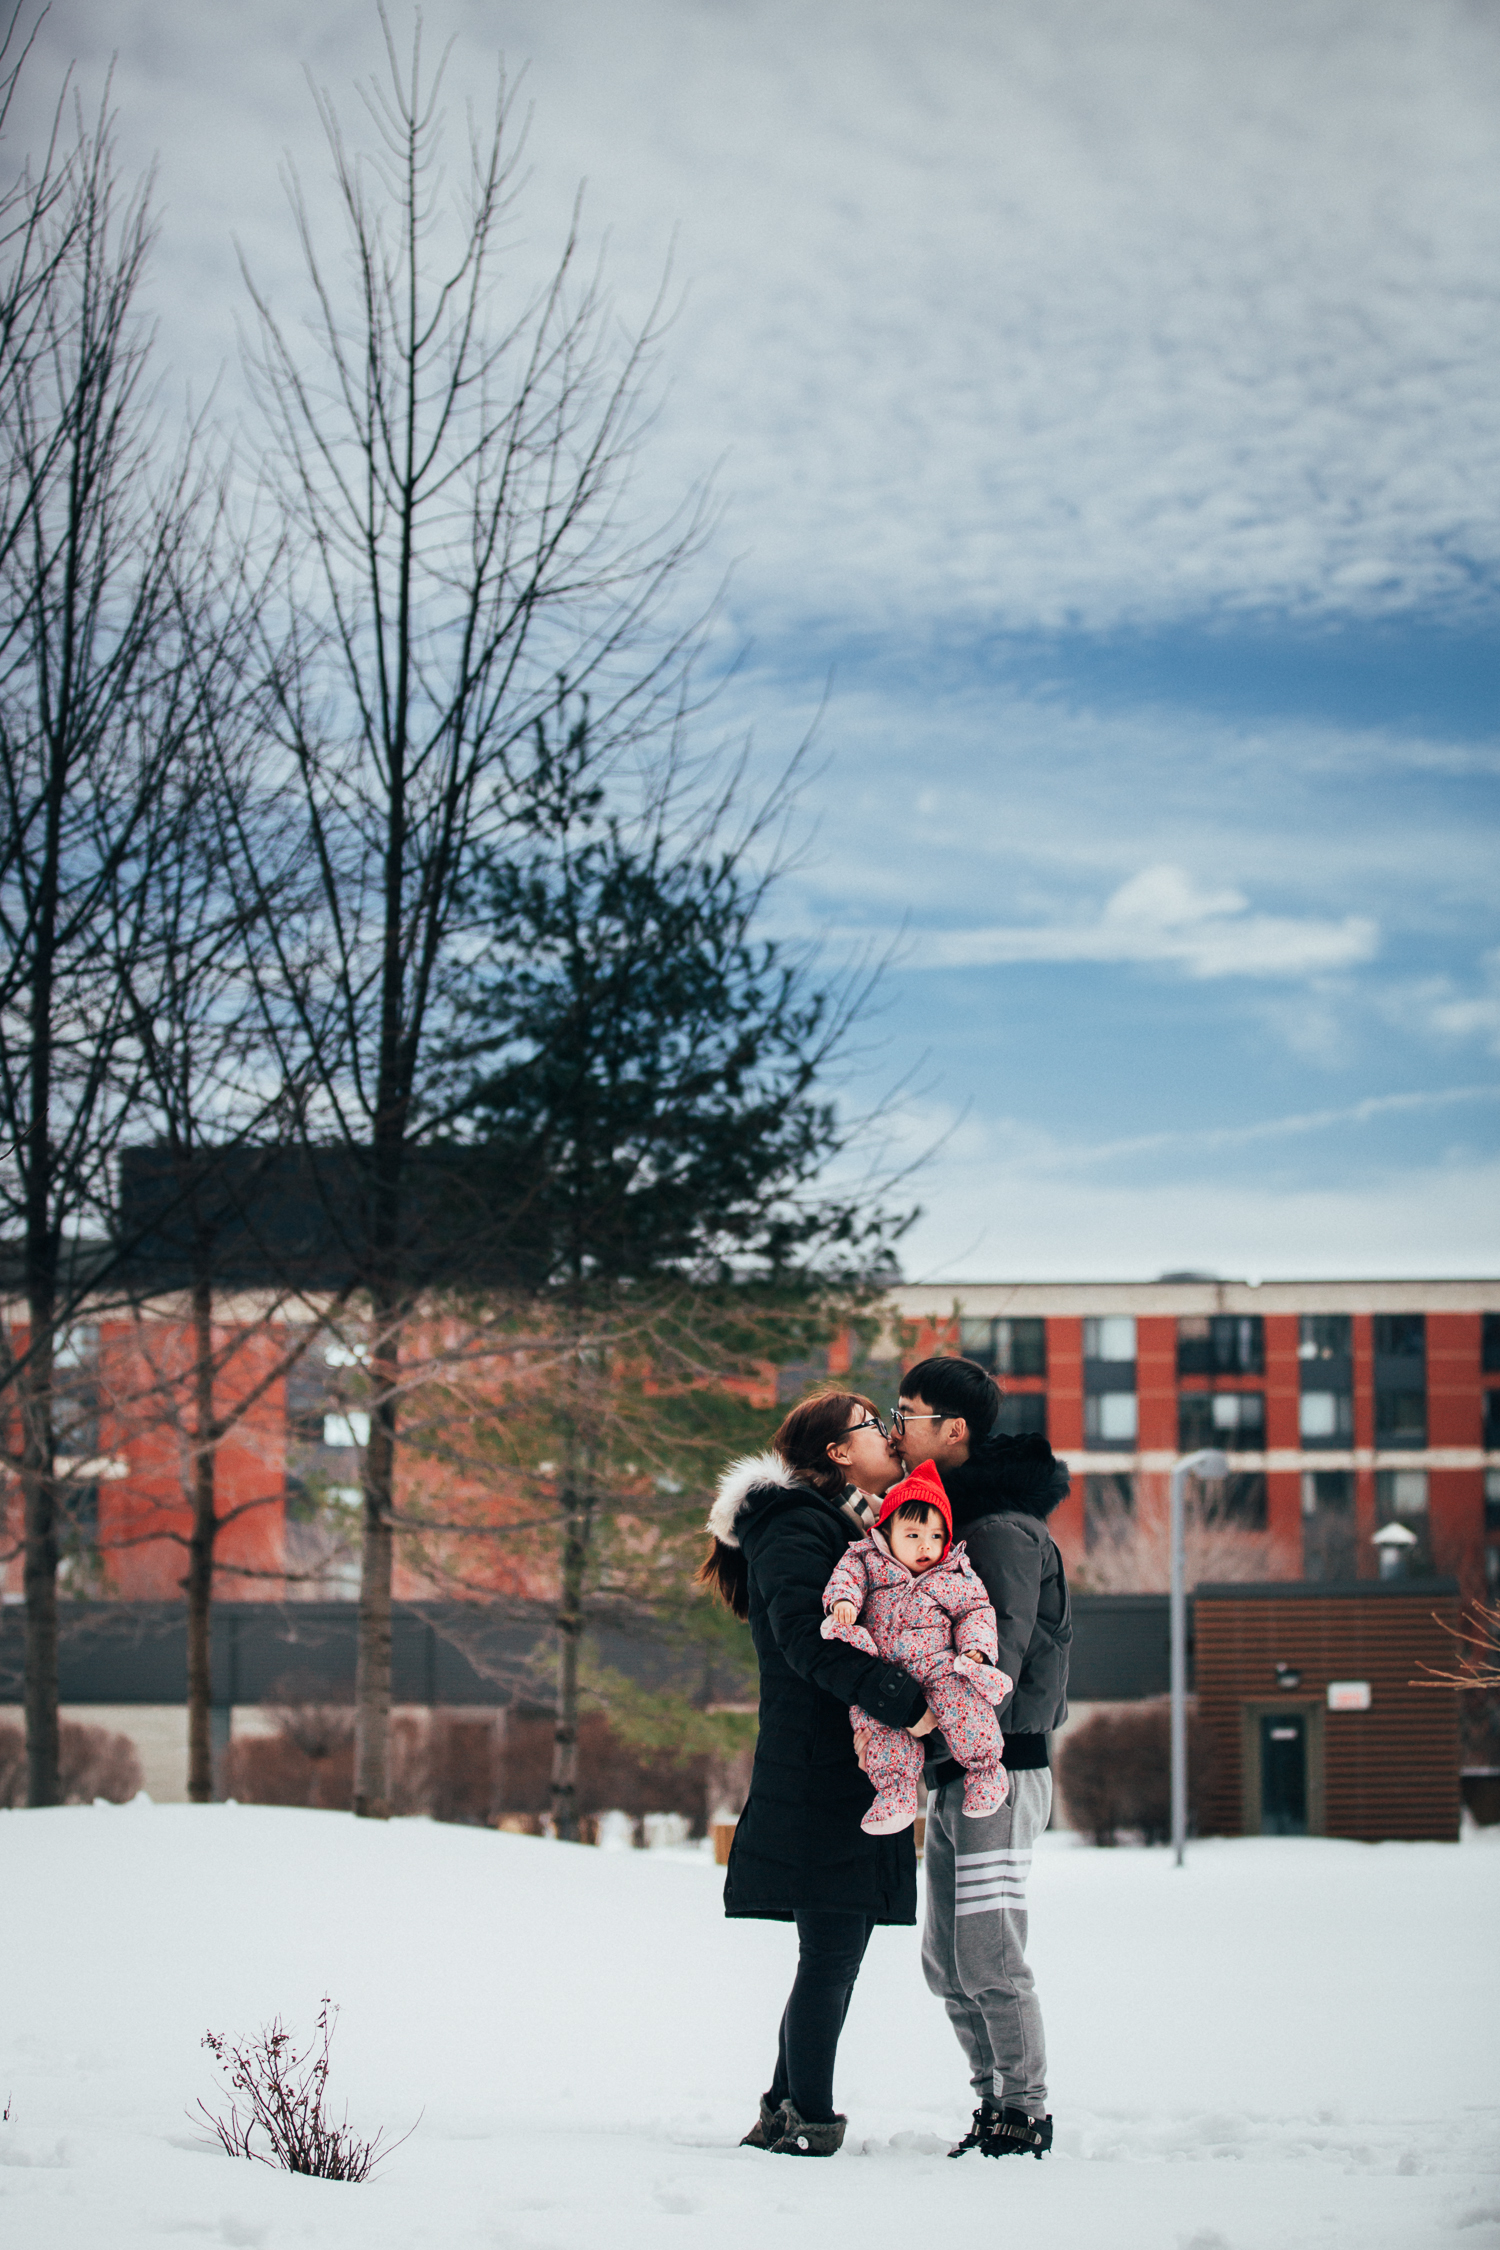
top-left (842, 1414), bottom-right (889, 1440)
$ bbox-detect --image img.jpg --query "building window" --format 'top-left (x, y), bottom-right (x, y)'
top-left (1299, 1314), bottom-right (1352, 1361)
top-left (1299, 1391), bottom-right (1354, 1445)
top-left (1084, 1316), bottom-right (1136, 1363)
top-left (1177, 1314), bottom-right (1264, 1377)
top-left (1085, 1392), bottom-right (1137, 1446)
top-left (1375, 1388), bottom-right (1426, 1449)
top-left (1301, 1470), bottom-right (1356, 1582)
top-left (958, 1317), bottom-right (1046, 1377)
top-left (1218, 1472), bottom-right (1268, 1531)
top-left (992, 1393), bottom-right (1047, 1438)
top-left (1375, 1468), bottom-right (1431, 1575)
top-left (1487, 1471), bottom-right (1500, 1597)
top-left (1373, 1313), bottom-right (1425, 1449)
top-left (323, 1412), bottom-right (371, 1448)
top-left (1374, 1313), bottom-right (1426, 1360)
top-left (776, 1352), bottom-right (829, 1402)
top-left (1083, 1316), bottom-right (1134, 1449)
top-left (1485, 1391), bottom-right (1500, 1451)
top-left (1084, 1473), bottom-right (1133, 1551)
top-left (1484, 1313), bottom-right (1500, 1375)
top-left (1179, 1391), bottom-right (1265, 1452)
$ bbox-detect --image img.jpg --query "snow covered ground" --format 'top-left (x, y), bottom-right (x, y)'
top-left (2, 1804), bottom-right (1496, 2250)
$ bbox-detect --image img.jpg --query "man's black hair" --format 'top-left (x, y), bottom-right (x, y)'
top-left (899, 1355), bottom-right (1000, 1438)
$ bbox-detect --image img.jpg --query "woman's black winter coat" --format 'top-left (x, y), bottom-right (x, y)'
top-left (710, 1454), bottom-right (929, 1924)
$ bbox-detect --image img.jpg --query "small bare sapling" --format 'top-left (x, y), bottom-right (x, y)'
top-left (197, 1997), bottom-right (407, 2181)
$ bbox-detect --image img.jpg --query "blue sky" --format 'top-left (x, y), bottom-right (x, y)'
top-left (18, 0), bottom-right (1500, 1278)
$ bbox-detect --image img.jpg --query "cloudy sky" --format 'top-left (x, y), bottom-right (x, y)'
top-left (15, 0), bottom-right (1500, 1280)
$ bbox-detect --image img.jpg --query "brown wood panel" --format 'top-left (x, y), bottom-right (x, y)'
top-left (1194, 1591), bottom-right (1460, 1842)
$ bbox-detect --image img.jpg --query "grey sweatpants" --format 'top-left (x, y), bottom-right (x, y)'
top-left (921, 1767), bottom-right (1052, 2117)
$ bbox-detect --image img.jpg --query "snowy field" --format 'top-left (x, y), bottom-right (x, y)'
top-left (2, 1805), bottom-right (1497, 2250)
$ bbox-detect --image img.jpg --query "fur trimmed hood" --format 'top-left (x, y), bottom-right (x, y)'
top-left (706, 1450), bottom-right (803, 1548)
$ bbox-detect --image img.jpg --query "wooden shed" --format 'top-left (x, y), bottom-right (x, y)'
top-left (1193, 1580), bottom-right (1461, 1842)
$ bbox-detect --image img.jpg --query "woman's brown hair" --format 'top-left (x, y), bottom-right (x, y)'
top-left (697, 1389), bottom-right (880, 1619)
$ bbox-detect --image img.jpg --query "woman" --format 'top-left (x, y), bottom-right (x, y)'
top-left (700, 1390), bottom-right (936, 2157)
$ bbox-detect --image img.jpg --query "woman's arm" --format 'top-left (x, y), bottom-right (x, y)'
top-left (759, 1512), bottom-right (929, 1730)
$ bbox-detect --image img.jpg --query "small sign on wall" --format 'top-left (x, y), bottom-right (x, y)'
top-left (1327, 1680), bottom-right (1372, 1711)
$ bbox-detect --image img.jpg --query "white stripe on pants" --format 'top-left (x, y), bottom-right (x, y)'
top-left (921, 1767), bottom-right (1051, 2115)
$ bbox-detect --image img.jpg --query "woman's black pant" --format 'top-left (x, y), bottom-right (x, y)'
top-left (767, 1908), bottom-right (876, 2124)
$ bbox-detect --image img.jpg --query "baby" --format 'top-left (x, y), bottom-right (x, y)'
top-left (821, 1459), bottom-right (1011, 1834)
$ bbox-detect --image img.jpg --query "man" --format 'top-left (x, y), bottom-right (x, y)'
top-left (892, 1354), bottom-right (1071, 2161)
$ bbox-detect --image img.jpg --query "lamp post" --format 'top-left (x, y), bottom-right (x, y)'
top-left (1171, 1446), bottom-right (1229, 1868)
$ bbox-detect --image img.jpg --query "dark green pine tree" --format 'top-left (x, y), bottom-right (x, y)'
top-left (445, 700), bottom-right (909, 1836)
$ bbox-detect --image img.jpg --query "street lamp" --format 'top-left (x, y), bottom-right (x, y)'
top-left (1171, 1446), bottom-right (1230, 1868)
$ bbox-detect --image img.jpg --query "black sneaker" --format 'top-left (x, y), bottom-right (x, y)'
top-left (983, 2108), bottom-right (1052, 2160)
top-left (948, 2102), bottom-right (1002, 2157)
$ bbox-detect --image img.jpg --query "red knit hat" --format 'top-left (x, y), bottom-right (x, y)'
top-left (876, 1458), bottom-right (952, 1552)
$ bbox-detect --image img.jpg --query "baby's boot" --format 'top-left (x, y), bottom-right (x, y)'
top-left (861, 1787), bottom-right (917, 1835)
top-left (961, 1764), bottom-right (1009, 1819)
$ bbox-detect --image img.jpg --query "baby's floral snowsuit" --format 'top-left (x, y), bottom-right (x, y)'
top-left (821, 1535), bottom-right (1012, 1832)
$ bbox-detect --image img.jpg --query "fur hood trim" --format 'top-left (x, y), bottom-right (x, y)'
top-left (706, 1450), bottom-right (801, 1548)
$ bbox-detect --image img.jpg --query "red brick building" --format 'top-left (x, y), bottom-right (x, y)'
top-left (886, 1278), bottom-right (1500, 1598)
top-left (8, 1275), bottom-right (1497, 1606)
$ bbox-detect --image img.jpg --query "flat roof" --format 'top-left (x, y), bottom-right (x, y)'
top-left (888, 1278), bottom-right (1500, 1314)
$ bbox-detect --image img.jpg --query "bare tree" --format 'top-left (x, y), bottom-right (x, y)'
top-left (1073, 1474), bottom-right (1275, 1594)
top-left (1415, 1597), bottom-right (1500, 1689)
top-left (106, 696), bottom-right (352, 1800)
top-left (0, 86), bottom-right (213, 1804)
top-left (239, 13), bottom-right (708, 1816)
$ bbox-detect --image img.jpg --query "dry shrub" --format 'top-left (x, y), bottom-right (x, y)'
top-left (0, 1719), bottom-right (142, 1807)
top-left (495, 1709), bottom-right (710, 1831)
top-left (198, 1995), bottom-right (406, 2181)
top-left (223, 1726), bottom-right (355, 1810)
top-left (1057, 1701), bottom-right (1212, 1845)
top-left (220, 1697), bottom-right (711, 1830)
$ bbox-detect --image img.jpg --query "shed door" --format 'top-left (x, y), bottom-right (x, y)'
top-left (1259, 1714), bottom-right (1308, 1836)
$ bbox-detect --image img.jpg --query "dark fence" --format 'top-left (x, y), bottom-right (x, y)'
top-left (0, 1591), bottom-right (1179, 1708)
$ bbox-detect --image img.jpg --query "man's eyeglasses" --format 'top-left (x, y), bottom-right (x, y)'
top-left (890, 1407), bottom-right (946, 1437)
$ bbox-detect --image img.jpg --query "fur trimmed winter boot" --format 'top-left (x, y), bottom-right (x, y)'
top-left (740, 2093), bottom-right (787, 2149)
top-left (768, 2101), bottom-right (847, 2156)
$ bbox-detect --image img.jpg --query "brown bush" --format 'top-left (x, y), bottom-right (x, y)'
top-left (0, 1718), bottom-right (143, 1807)
top-left (495, 1710), bottom-right (711, 1831)
top-left (219, 1702), bottom-right (714, 1831)
top-left (1057, 1702), bottom-right (1212, 1845)
top-left (0, 1721), bottom-right (24, 1808)
top-left (223, 1724), bottom-right (355, 1810)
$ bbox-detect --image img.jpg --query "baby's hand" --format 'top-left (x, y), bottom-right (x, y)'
top-left (832, 1601), bottom-right (857, 1627)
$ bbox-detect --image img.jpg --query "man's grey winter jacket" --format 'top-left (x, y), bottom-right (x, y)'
top-left (960, 1510), bottom-right (1071, 1735)
top-left (924, 1431), bottom-right (1071, 1777)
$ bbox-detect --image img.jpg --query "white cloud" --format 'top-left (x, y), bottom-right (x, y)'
top-left (1385, 950), bottom-right (1500, 1056)
top-left (898, 1155), bottom-right (1500, 1283)
top-left (16, 0), bottom-right (1500, 640)
top-left (899, 864), bottom-right (1378, 979)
